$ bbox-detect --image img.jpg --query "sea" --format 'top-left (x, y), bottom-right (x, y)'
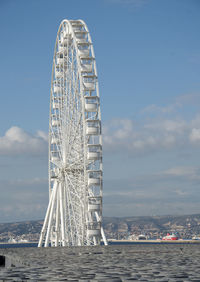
top-left (0, 243), bottom-right (200, 281)
top-left (1, 240), bottom-right (200, 249)
top-left (0, 243), bottom-right (37, 249)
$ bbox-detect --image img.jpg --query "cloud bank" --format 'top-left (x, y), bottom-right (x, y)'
top-left (0, 126), bottom-right (48, 156)
top-left (0, 177), bottom-right (48, 222)
top-left (103, 114), bottom-right (200, 155)
top-left (103, 164), bottom-right (200, 216)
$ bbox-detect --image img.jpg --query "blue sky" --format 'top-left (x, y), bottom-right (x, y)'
top-left (0, 0), bottom-right (200, 222)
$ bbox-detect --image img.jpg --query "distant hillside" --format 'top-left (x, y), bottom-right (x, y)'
top-left (0, 220), bottom-right (43, 241)
top-left (103, 214), bottom-right (200, 239)
top-left (0, 214), bottom-right (200, 241)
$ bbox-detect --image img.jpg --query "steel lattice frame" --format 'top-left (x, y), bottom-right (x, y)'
top-left (38, 19), bottom-right (107, 247)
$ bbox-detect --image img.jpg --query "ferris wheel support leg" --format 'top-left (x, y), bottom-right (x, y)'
top-left (101, 227), bottom-right (108, 246)
top-left (44, 182), bottom-right (58, 247)
top-left (59, 183), bottom-right (66, 246)
top-left (55, 195), bottom-right (60, 247)
top-left (93, 236), bottom-right (97, 245)
top-left (38, 182), bottom-right (57, 247)
top-left (63, 184), bottom-right (67, 232)
top-left (95, 211), bottom-right (108, 246)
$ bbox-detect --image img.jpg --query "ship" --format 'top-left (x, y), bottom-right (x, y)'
top-left (137, 234), bottom-right (147, 240)
top-left (162, 233), bottom-right (178, 240)
top-left (192, 236), bottom-right (200, 240)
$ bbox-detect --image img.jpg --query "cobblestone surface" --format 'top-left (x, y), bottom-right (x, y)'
top-left (0, 245), bottom-right (200, 281)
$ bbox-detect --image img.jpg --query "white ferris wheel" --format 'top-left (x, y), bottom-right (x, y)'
top-left (38, 19), bottom-right (107, 247)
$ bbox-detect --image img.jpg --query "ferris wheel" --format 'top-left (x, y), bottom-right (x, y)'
top-left (38, 19), bottom-right (107, 247)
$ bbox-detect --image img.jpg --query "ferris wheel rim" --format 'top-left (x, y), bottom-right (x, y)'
top-left (49, 19), bottom-right (102, 191)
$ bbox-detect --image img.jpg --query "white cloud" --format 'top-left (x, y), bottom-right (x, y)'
top-left (144, 119), bottom-right (186, 133)
top-left (142, 103), bottom-right (180, 115)
top-left (36, 130), bottom-right (48, 142)
top-left (150, 166), bottom-right (200, 185)
top-left (142, 93), bottom-right (200, 117)
top-left (189, 128), bottom-right (200, 143)
top-left (103, 112), bottom-right (200, 155)
top-left (191, 114), bottom-right (200, 127)
top-left (176, 93), bottom-right (200, 105)
top-left (0, 126), bottom-right (48, 156)
top-left (8, 177), bottom-right (48, 186)
top-left (103, 118), bottom-right (178, 153)
top-left (103, 163), bottom-right (200, 216)
top-left (163, 166), bottom-right (199, 178)
top-left (174, 189), bottom-right (188, 196)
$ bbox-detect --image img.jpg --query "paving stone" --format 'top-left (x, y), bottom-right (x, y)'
top-left (0, 245), bottom-right (200, 280)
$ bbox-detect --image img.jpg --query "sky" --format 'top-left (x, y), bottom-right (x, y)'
top-left (0, 0), bottom-right (200, 222)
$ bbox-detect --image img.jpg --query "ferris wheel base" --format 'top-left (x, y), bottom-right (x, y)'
top-left (38, 181), bottom-right (108, 247)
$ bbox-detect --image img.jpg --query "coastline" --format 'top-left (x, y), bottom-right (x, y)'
top-left (108, 239), bottom-right (200, 244)
top-left (1, 240), bottom-right (200, 248)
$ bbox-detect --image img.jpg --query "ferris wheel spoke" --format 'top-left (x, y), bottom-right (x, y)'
top-left (64, 176), bottom-right (84, 244)
top-left (64, 91), bottom-right (81, 155)
top-left (65, 174), bottom-right (83, 205)
top-left (65, 174), bottom-right (84, 205)
top-left (63, 182), bottom-right (75, 245)
top-left (65, 117), bottom-right (82, 158)
top-left (68, 117), bottom-right (83, 151)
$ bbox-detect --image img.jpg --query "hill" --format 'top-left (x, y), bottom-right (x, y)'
top-left (1, 214), bottom-right (200, 242)
top-left (103, 214), bottom-right (200, 239)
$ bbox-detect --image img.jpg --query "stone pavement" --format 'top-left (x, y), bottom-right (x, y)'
top-left (0, 244), bottom-right (200, 281)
